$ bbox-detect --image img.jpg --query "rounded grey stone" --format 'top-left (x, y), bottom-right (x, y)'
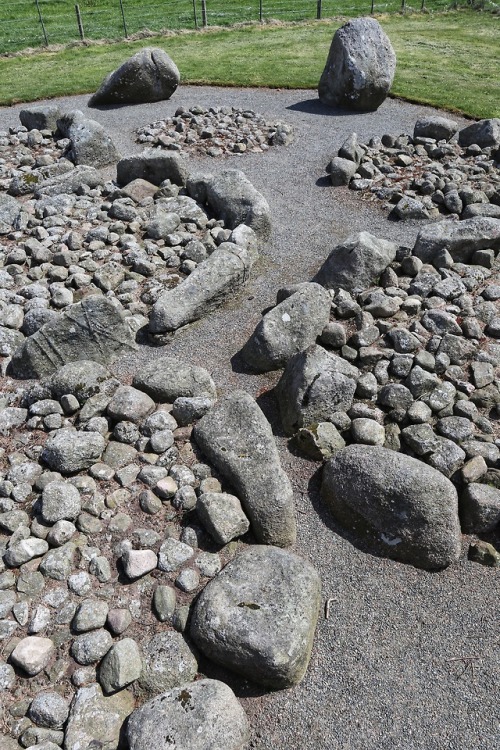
top-left (99, 638), bottom-right (143, 694)
top-left (72, 599), bottom-right (109, 633)
top-left (139, 631), bottom-right (198, 693)
top-left (71, 629), bottom-right (113, 665)
top-left (41, 429), bottom-right (106, 474)
top-left (28, 691), bottom-right (69, 729)
top-left (41, 481), bottom-right (81, 523)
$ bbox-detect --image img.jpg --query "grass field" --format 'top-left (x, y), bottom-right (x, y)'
top-left (0, 11), bottom-right (498, 118)
top-left (1, 0), bottom-right (455, 53)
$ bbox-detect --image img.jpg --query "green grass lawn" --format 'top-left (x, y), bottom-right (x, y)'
top-left (1, 0), bottom-right (454, 53)
top-left (0, 11), bottom-right (498, 118)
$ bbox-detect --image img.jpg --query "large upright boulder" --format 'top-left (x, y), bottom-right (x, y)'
top-left (10, 296), bottom-right (136, 379)
top-left (321, 445), bottom-right (462, 570)
top-left (318, 17), bottom-right (396, 111)
top-left (194, 391), bottom-right (296, 547)
top-left (277, 345), bottom-right (359, 435)
top-left (56, 110), bottom-right (120, 168)
top-left (315, 231), bottom-right (398, 293)
top-left (241, 282), bottom-right (331, 372)
top-left (205, 169), bottom-right (271, 240)
top-left (413, 217), bottom-right (500, 265)
top-left (190, 546), bottom-right (321, 689)
top-left (90, 47), bottom-right (180, 105)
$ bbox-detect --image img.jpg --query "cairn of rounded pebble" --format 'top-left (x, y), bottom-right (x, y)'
top-left (325, 121), bottom-right (500, 221)
top-left (136, 105), bottom-right (293, 157)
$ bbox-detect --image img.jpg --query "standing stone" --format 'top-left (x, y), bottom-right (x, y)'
top-left (194, 391), bottom-right (296, 547)
top-left (126, 679), bottom-right (249, 750)
top-left (318, 17), bottom-right (396, 111)
top-left (56, 110), bottom-right (120, 168)
top-left (191, 546), bottom-right (321, 689)
top-left (90, 48), bottom-right (180, 105)
top-left (315, 231), bottom-right (398, 293)
top-left (241, 283), bottom-right (331, 371)
top-left (322, 445), bottom-right (462, 570)
top-left (205, 169), bottom-right (271, 240)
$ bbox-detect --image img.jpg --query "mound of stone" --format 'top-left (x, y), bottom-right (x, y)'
top-left (137, 105), bottom-right (293, 157)
top-left (318, 17), bottom-right (396, 111)
top-left (190, 546), bottom-right (321, 688)
top-left (241, 282), bottom-right (331, 372)
top-left (322, 444), bottom-right (462, 569)
top-left (126, 679), bottom-right (249, 750)
top-left (194, 391), bottom-right (296, 546)
top-left (90, 47), bottom-right (180, 106)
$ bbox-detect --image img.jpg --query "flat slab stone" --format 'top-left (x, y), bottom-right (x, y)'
top-left (194, 391), bottom-right (296, 547)
top-left (191, 545), bottom-right (321, 689)
top-left (126, 679), bottom-right (249, 750)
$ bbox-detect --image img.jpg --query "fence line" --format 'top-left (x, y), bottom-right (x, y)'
top-left (0, 0), bottom-right (487, 54)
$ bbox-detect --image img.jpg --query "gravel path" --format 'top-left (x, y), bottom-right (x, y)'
top-left (1, 87), bottom-right (499, 750)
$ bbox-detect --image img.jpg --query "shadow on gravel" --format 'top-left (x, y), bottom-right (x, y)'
top-left (196, 653), bottom-right (270, 698)
top-left (287, 99), bottom-right (363, 118)
top-left (315, 175), bottom-right (331, 188)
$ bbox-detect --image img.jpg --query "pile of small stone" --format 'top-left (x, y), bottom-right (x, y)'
top-left (325, 116), bottom-right (500, 221)
top-left (136, 106), bottom-right (293, 157)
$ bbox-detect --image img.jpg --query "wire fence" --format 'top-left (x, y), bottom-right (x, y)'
top-left (0, 0), bottom-right (491, 54)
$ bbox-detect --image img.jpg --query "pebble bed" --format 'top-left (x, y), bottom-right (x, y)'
top-left (136, 106), bottom-right (293, 157)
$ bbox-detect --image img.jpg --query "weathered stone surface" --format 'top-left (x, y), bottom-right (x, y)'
top-left (20, 105), bottom-right (61, 131)
top-left (56, 110), bottom-right (120, 168)
top-left (41, 429), bottom-right (106, 474)
top-left (318, 17), bottom-right (396, 111)
top-left (196, 492), bottom-right (250, 544)
top-left (194, 391), bottom-right (296, 547)
top-left (133, 355), bottom-right (216, 402)
top-left (241, 283), bottom-right (331, 371)
top-left (71, 629), bottom-right (113, 665)
top-left (11, 296), bottom-right (136, 378)
top-left (277, 345), bottom-right (358, 435)
top-left (107, 386), bottom-right (155, 424)
top-left (90, 48), bottom-right (180, 105)
top-left (50, 360), bottom-right (110, 403)
top-left (413, 116), bottom-right (458, 142)
top-left (41, 481), bottom-right (81, 523)
top-left (205, 169), bottom-right (271, 240)
top-left (191, 546), bottom-right (321, 688)
top-left (0, 193), bottom-right (22, 227)
top-left (413, 217), bottom-right (500, 265)
top-left (458, 118), bottom-right (500, 149)
top-left (459, 483), bottom-right (500, 533)
top-left (315, 231), bottom-right (398, 293)
top-left (34, 166), bottom-right (104, 197)
top-left (326, 156), bottom-right (358, 186)
top-left (322, 445), bottom-right (462, 570)
top-left (117, 150), bottom-right (188, 187)
top-left (127, 679), bottom-right (249, 750)
top-left (139, 631), bottom-right (197, 694)
top-left (64, 683), bottom-right (134, 750)
top-left (149, 241), bottom-right (258, 333)
top-left (28, 691), bottom-right (69, 729)
top-left (10, 636), bottom-right (54, 675)
top-left (99, 638), bottom-right (143, 694)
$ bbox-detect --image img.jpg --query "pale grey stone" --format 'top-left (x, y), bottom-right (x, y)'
top-left (459, 483), bottom-right (500, 533)
top-left (122, 549), bottom-right (157, 579)
top-left (64, 683), bottom-right (135, 750)
top-left (197, 492), bottom-right (250, 544)
top-left (139, 631), bottom-right (198, 693)
top-left (316, 231), bottom-right (397, 294)
top-left (133, 356), bottom-right (216, 402)
top-left (41, 429), bottom-right (106, 474)
top-left (99, 638), bottom-right (143, 694)
top-left (71, 629), bottom-right (113, 665)
top-left (28, 691), bottom-right (69, 729)
top-left (72, 599), bottom-right (109, 633)
top-left (41, 481), bottom-right (81, 523)
top-left (10, 636), bottom-right (54, 675)
top-left (107, 386), bottom-right (155, 424)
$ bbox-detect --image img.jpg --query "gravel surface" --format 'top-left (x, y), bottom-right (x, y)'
top-left (1, 87), bottom-right (499, 750)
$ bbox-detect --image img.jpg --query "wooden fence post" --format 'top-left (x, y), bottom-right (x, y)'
top-left (75, 4), bottom-right (85, 40)
top-left (201, 0), bottom-right (207, 27)
top-left (371, 0), bottom-right (375, 13)
top-left (193, 0), bottom-right (199, 28)
top-left (317, 0), bottom-right (322, 19)
top-left (259, 0), bottom-right (263, 22)
top-left (119, 0), bottom-right (128, 37)
top-left (35, 0), bottom-right (49, 46)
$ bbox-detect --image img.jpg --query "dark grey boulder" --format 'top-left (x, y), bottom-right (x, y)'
top-left (117, 150), bottom-right (188, 187)
top-left (413, 217), bottom-right (500, 265)
top-left (19, 105), bottom-right (61, 132)
top-left (413, 116), bottom-right (458, 142)
top-left (194, 391), bottom-right (296, 547)
top-left (322, 445), bottom-right (462, 570)
top-left (90, 47), bottom-right (180, 105)
top-left (459, 483), bottom-right (500, 533)
top-left (205, 169), bottom-right (271, 240)
top-left (34, 166), bottom-right (103, 198)
top-left (132, 356), bottom-right (216, 402)
top-left (326, 156), bottom-right (358, 186)
top-left (56, 110), bottom-right (120, 168)
top-left (318, 17), bottom-right (396, 111)
top-left (315, 231), bottom-right (398, 293)
top-left (458, 118), bottom-right (500, 149)
top-left (241, 282), bottom-right (331, 371)
top-left (277, 344), bottom-right (359, 436)
top-left (10, 296), bottom-right (136, 379)
top-left (126, 679), bottom-right (249, 750)
top-left (190, 545), bottom-right (321, 689)
top-left (149, 241), bottom-right (258, 334)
